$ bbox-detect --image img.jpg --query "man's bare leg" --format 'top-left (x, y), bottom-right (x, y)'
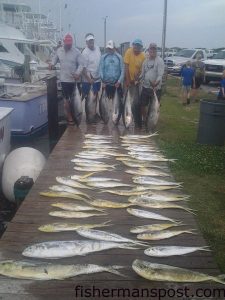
top-left (64, 99), bottom-right (73, 122)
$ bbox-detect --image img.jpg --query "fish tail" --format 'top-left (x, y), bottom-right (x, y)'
top-left (106, 266), bottom-right (127, 278)
top-left (112, 164), bottom-right (119, 169)
top-left (185, 230), bottom-right (196, 235)
top-left (173, 219), bottom-right (182, 224)
top-left (200, 246), bottom-right (211, 252)
top-left (212, 275), bottom-right (225, 285)
top-left (169, 159), bottom-right (177, 162)
top-left (183, 207), bottom-right (196, 215)
top-left (148, 131), bottom-right (158, 138)
top-left (174, 221), bottom-right (184, 226)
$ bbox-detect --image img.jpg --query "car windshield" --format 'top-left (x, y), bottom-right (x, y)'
top-left (213, 51), bottom-right (225, 59)
top-left (174, 49), bottom-right (195, 58)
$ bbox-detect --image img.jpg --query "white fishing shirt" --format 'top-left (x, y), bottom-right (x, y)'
top-left (82, 46), bottom-right (101, 81)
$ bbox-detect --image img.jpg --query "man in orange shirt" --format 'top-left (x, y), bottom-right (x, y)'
top-left (124, 39), bottom-right (145, 127)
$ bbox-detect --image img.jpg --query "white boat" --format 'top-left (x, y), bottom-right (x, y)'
top-left (0, 81), bottom-right (48, 138)
top-left (0, 23), bottom-right (51, 77)
top-left (0, 106), bottom-right (13, 170)
top-left (0, 1), bottom-right (58, 42)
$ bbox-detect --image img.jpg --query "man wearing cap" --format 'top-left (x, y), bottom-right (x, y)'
top-left (50, 33), bottom-right (84, 125)
top-left (82, 33), bottom-right (101, 98)
top-left (139, 42), bottom-right (165, 123)
top-left (99, 40), bottom-right (124, 99)
top-left (124, 39), bottom-right (145, 87)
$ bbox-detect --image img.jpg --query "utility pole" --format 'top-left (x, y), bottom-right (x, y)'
top-left (59, 0), bottom-right (62, 39)
top-left (161, 0), bottom-right (167, 59)
top-left (103, 16), bottom-right (108, 50)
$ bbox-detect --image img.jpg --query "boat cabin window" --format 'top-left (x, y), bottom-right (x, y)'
top-left (15, 42), bottom-right (25, 54)
top-left (0, 45), bottom-right (8, 53)
top-left (15, 43), bottom-right (37, 60)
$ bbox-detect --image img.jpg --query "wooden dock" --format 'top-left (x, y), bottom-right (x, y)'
top-left (0, 122), bottom-right (223, 300)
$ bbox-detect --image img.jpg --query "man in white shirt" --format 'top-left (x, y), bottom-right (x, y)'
top-left (50, 33), bottom-right (84, 125)
top-left (82, 33), bottom-right (101, 98)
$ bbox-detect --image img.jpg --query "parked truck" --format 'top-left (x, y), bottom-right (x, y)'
top-left (164, 48), bottom-right (207, 74)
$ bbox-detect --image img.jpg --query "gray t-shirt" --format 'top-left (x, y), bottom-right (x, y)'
top-left (140, 56), bottom-right (165, 89)
top-left (52, 47), bottom-right (84, 82)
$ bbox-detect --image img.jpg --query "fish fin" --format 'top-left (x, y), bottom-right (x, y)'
top-left (106, 266), bottom-right (127, 277)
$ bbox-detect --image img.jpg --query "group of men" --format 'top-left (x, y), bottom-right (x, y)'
top-left (50, 33), bottom-right (165, 126)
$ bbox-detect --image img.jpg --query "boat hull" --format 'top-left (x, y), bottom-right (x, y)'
top-left (0, 93), bottom-right (48, 137)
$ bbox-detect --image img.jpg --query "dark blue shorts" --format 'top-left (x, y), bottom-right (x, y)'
top-left (82, 82), bottom-right (101, 97)
top-left (61, 82), bottom-right (75, 100)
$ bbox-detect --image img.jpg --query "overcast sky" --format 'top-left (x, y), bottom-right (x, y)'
top-left (22, 0), bottom-right (224, 49)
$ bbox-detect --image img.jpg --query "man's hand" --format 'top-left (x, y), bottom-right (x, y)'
top-left (115, 81), bottom-right (120, 88)
top-left (89, 78), bottom-right (94, 85)
top-left (73, 74), bottom-right (80, 81)
top-left (151, 81), bottom-right (159, 91)
top-left (125, 79), bottom-right (130, 88)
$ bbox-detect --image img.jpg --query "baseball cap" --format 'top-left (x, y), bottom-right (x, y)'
top-left (63, 33), bottom-right (73, 45)
top-left (106, 40), bottom-right (115, 49)
top-left (132, 38), bottom-right (143, 47)
top-left (149, 42), bottom-right (157, 49)
top-left (86, 34), bottom-right (95, 41)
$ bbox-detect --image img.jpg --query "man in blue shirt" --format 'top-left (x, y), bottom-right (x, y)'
top-left (180, 61), bottom-right (195, 105)
top-left (99, 40), bottom-right (124, 98)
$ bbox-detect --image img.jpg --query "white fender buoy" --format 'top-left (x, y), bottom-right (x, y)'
top-left (2, 147), bottom-right (46, 202)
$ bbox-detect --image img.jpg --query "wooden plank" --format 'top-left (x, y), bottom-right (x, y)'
top-left (0, 122), bottom-right (222, 299)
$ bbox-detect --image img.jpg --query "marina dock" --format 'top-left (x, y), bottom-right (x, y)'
top-left (0, 122), bottom-right (222, 300)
